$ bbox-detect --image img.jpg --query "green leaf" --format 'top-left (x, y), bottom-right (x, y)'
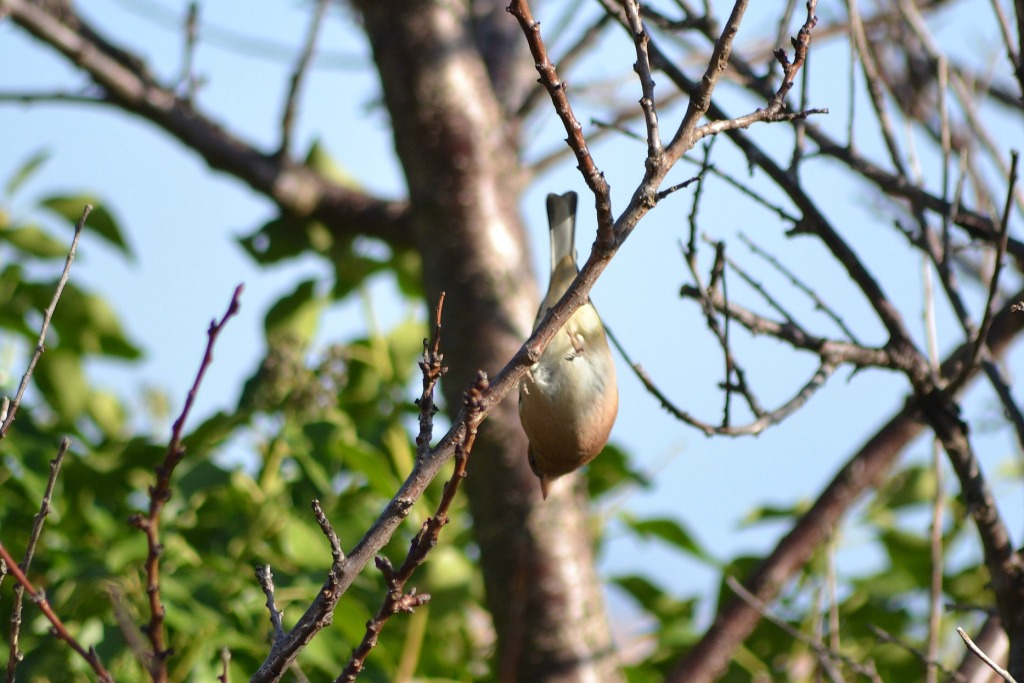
top-left (867, 464), bottom-right (936, 522)
top-left (331, 245), bottom-right (385, 299)
top-left (623, 514), bottom-right (712, 563)
top-left (878, 527), bottom-right (932, 591)
top-left (305, 139), bottom-right (359, 189)
top-left (278, 519), bottom-right (334, 569)
top-left (612, 574), bottom-right (695, 626)
top-left (177, 460), bottom-right (233, 500)
top-left (264, 279), bottom-right (325, 347)
top-left (587, 442), bottom-right (649, 497)
top-left (40, 194), bottom-right (132, 256)
top-left (238, 215), bottom-right (311, 265)
top-left (23, 282), bottom-right (142, 359)
top-left (391, 247), bottom-right (424, 299)
top-left (87, 389), bottom-right (125, 436)
top-left (33, 347), bottom-right (89, 423)
top-left (0, 224), bottom-right (71, 258)
top-left (341, 441), bottom-right (401, 496)
top-left (739, 501), bottom-right (809, 527)
top-left (5, 148), bottom-right (50, 198)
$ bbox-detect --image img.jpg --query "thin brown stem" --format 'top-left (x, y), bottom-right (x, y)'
top-left (337, 373), bottom-right (487, 682)
top-left (5, 438), bottom-right (70, 683)
top-left (0, 542), bottom-right (115, 683)
top-left (127, 285), bottom-right (243, 683)
top-left (507, 0), bottom-right (614, 240)
top-left (277, 0), bottom-right (329, 158)
top-left (415, 293), bottom-right (447, 458)
top-left (958, 626), bottom-right (1020, 683)
top-left (0, 205), bottom-right (90, 439)
top-left (956, 151), bottom-right (1019, 390)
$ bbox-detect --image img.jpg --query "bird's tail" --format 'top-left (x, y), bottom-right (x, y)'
top-left (546, 191), bottom-right (578, 274)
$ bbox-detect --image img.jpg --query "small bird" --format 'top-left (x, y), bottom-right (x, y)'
top-left (519, 191), bottom-right (618, 499)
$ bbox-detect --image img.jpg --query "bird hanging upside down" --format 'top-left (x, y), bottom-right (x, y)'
top-left (519, 191), bottom-right (618, 499)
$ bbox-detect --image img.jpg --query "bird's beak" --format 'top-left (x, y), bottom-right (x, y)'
top-left (539, 474), bottom-right (553, 500)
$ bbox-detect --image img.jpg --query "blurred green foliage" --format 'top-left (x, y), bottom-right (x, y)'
top-left (0, 150), bottom-right (484, 681)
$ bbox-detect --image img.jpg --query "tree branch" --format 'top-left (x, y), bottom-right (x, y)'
top-left (0, 204), bottom-right (89, 439)
top-left (670, 286), bottom-right (1024, 682)
top-left (4, 0), bottom-right (413, 250)
top-left (127, 285), bottom-right (243, 683)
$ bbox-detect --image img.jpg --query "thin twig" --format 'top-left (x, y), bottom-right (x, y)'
top-left (507, 0), bottom-right (614, 240)
top-left (256, 565), bottom-right (286, 643)
top-left (622, 0), bottom-right (663, 160)
top-left (217, 648), bottom-right (231, 683)
top-left (337, 372), bottom-right (487, 682)
top-left (846, 0), bottom-right (908, 177)
top-left (415, 293), bottom-right (447, 458)
top-left (921, 251), bottom-right (943, 683)
top-left (956, 151), bottom-right (1019, 390)
top-left (5, 438), bottom-right (70, 683)
top-left (0, 204), bottom-right (90, 439)
top-left (108, 585), bottom-right (150, 672)
top-left (127, 285), bottom-right (244, 683)
top-left (0, 90), bottom-right (105, 104)
top-left (957, 626), bottom-right (1019, 683)
top-left (0, 542), bottom-right (115, 683)
top-left (311, 500), bottom-right (344, 567)
top-left (737, 232), bottom-right (860, 344)
top-left (515, 12), bottom-right (613, 120)
top-left (605, 320), bottom-right (837, 437)
top-left (177, 3), bottom-right (199, 101)
top-left (725, 576), bottom-right (882, 682)
top-left (680, 157), bottom-right (801, 224)
top-left (867, 625), bottom-right (965, 683)
top-left (277, 0), bottom-right (329, 157)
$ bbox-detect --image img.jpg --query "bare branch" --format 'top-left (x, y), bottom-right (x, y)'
top-left (0, 205), bottom-right (89, 439)
top-left (311, 501), bottom-right (344, 568)
top-left (958, 151), bottom-right (1019, 389)
top-left (506, 0), bottom-right (614, 241)
top-left (670, 287), bottom-right (1024, 682)
top-left (958, 626), bottom-right (1020, 683)
top-left (5, 438), bottom-right (70, 683)
top-left (3, 0), bottom-right (413, 250)
top-left (415, 293), bottom-right (447, 458)
top-left (127, 285), bottom-right (243, 683)
top-left (606, 321), bottom-right (837, 437)
top-left (664, 0), bottom-right (751, 167)
top-left (256, 566), bottom-right (286, 644)
top-left (217, 648), bottom-right (230, 683)
top-left (176, 3), bottom-right (199, 101)
top-left (337, 373), bottom-right (487, 682)
top-left (0, 542), bottom-right (115, 683)
top-left (622, 0), bottom-right (663, 160)
top-left (277, 0), bottom-right (329, 158)
top-left (737, 232), bottom-right (861, 344)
